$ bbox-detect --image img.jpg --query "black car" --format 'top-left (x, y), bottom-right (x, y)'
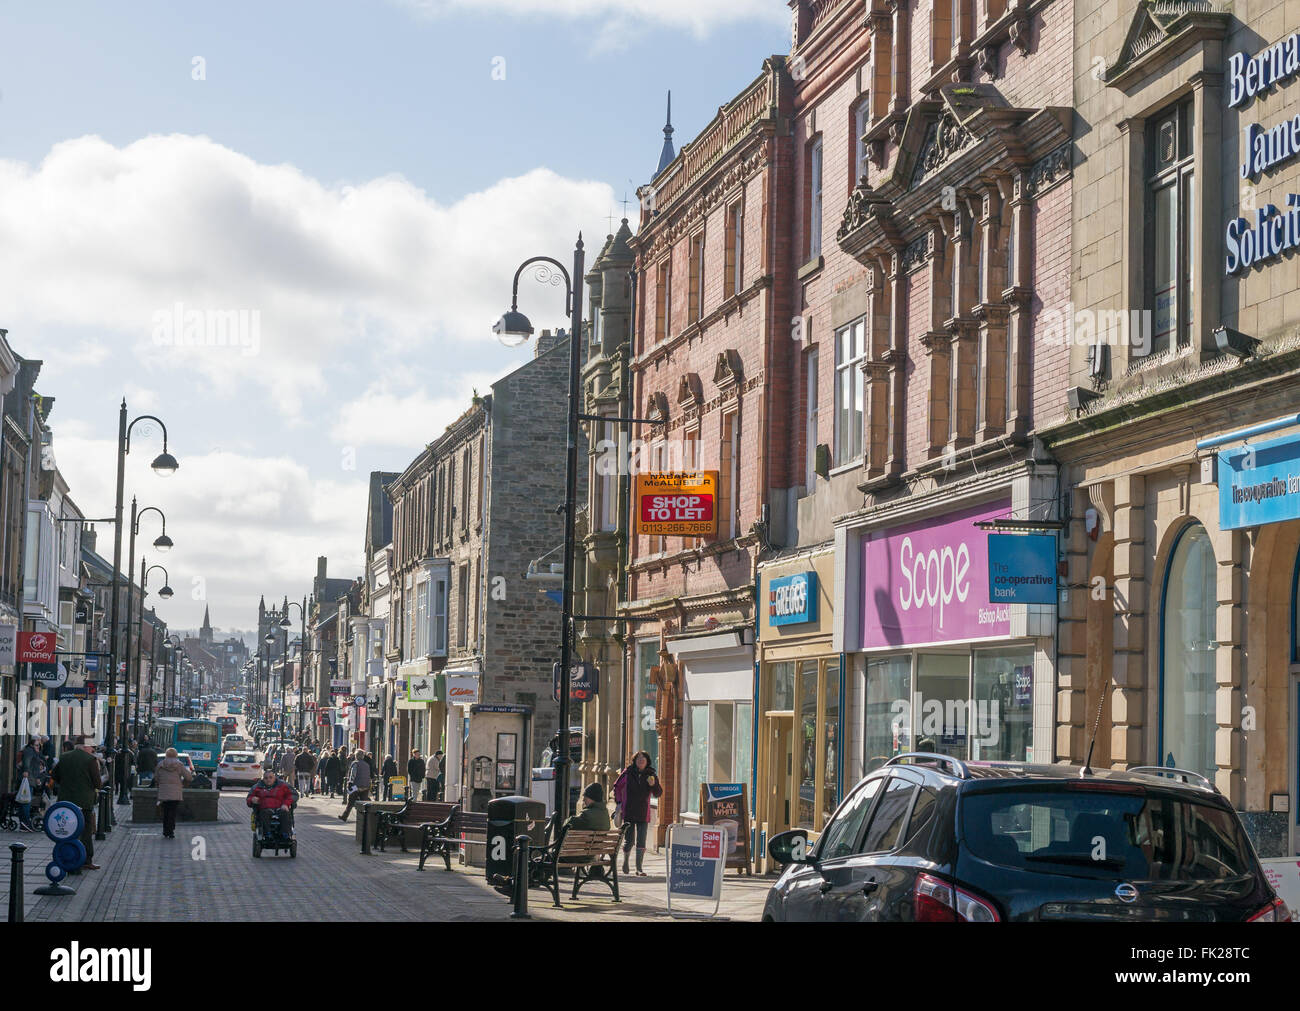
top-left (764, 753), bottom-right (1292, 922)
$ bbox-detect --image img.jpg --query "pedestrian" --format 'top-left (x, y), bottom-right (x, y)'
top-left (432, 750), bottom-right (445, 800)
top-left (154, 747), bottom-right (192, 839)
top-left (50, 736), bottom-right (102, 871)
top-left (137, 738), bottom-right (158, 787)
top-left (279, 746), bottom-right (295, 781)
top-left (564, 783), bottom-right (611, 833)
top-left (323, 749), bottom-right (342, 798)
top-left (613, 750), bottom-right (662, 877)
top-left (295, 747), bottom-right (315, 797)
top-left (407, 749), bottom-right (426, 803)
top-left (381, 753), bottom-right (397, 801)
top-left (365, 750), bottom-right (378, 789)
top-left (338, 750), bottom-right (371, 823)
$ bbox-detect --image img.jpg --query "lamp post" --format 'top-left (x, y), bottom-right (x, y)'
top-left (107, 401), bottom-right (178, 796)
top-left (118, 560), bottom-right (173, 801)
top-left (279, 599), bottom-right (306, 739)
top-left (494, 235), bottom-right (585, 822)
top-left (264, 631), bottom-right (277, 733)
top-left (125, 512), bottom-right (172, 738)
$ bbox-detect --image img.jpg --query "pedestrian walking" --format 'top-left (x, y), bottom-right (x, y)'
top-left (613, 750), bottom-right (662, 876)
top-left (432, 750), bottom-right (445, 800)
top-left (407, 749), bottom-right (426, 802)
top-left (295, 747), bottom-right (315, 797)
top-left (338, 751), bottom-right (372, 822)
top-left (381, 754), bottom-right (397, 801)
top-left (365, 751), bottom-right (378, 789)
top-left (154, 747), bottom-right (192, 839)
top-left (324, 749), bottom-right (342, 798)
top-left (50, 736), bottom-right (102, 871)
top-left (14, 770), bottom-right (36, 831)
top-left (137, 738), bottom-right (158, 787)
top-left (279, 747), bottom-right (296, 781)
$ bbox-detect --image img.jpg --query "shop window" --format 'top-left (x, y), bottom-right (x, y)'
top-left (770, 661), bottom-right (795, 710)
top-left (834, 317), bottom-right (866, 467)
top-left (798, 659), bottom-right (818, 828)
top-left (1160, 523), bottom-right (1217, 780)
top-left (861, 777), bottom-right (915, 853)
top-left (1292, 552), bottom-right (1299, 664)
top-left (685, 700), bottom-right (751, 816)
top-left (1144, 100), bottom-right (1195, 357)
top-left (818, 777), bottom-right (882, 860)
top-left (823, 660), bottom-right (840, 823)
top-left (864, 655), bottom-right (910, 772)
top-left (972, 647), bottom-right (1034, 762)
top-left (635, 641), bottom-right (660, 770)
top-left (916, 653), bottom-right (970, 758)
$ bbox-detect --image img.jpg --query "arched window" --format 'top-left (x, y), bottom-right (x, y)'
top-left (1160, 523), bottom-right (1217, 779)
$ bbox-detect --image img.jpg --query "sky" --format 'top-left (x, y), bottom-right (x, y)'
top-left (0, 0), bottom-right (790, 638)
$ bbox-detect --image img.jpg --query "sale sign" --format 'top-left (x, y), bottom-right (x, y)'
top-left (699, 828), bottom-right (723, 860)
top-left (636, 472), bottom-right (719, 536)
top-left (18, 631), bottom-right (56, 664)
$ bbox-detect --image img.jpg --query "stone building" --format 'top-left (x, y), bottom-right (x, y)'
top-left (574, 219), bottom-right (637, 798)
top-left (805, 0), bottom-right (1073, 832)
top-left (627, 58), bottom-right (797, 843)
top-left (1046, 0), bottom-right (1300, 861)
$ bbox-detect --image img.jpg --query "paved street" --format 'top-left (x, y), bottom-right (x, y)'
top-left (2, 783), bottom-right (770, 923)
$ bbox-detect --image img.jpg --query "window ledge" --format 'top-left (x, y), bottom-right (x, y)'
top-left (798, 255), bottom-right (824, 281)
top-left (828, 459), bottom-right (861, 478)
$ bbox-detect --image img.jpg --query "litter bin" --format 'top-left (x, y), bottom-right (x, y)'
top-left (485, 795), bottom-right (547, 885)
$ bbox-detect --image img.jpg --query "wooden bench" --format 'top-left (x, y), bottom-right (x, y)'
top-left (528, 828), bottom-right (623, 907)
top-left (375, 801), bottom-right (456, 856)
top-left (421, 808), bottom-right (489, 871)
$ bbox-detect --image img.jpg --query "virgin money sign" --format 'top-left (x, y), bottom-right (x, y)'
top-left (18, 631), bottom-right (57, 664)
top-left (860, 500), bottom-right (1012, 649)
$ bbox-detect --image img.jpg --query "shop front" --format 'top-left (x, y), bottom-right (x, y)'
top-left (837, 482), bottom-right (1059, 789)
top-left (755, 549), bottom-right (840, 865)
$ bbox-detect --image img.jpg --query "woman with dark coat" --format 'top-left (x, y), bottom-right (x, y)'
top-left (324, 749), bottom-right (343, 798)
top-left (612, 750), bottom-right (662, 876)
top-left (407, 749), bottom-right (426, 800)
top-left (381, 754), bottom-right (398, 800)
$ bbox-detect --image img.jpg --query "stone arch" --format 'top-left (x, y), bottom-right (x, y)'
top-left (1244, 519), bottom-right (1300, 811)
top-left (1084, 531), bottom-right (1115, 768)
top-left (1145, 514), bottom-right (1205, 760)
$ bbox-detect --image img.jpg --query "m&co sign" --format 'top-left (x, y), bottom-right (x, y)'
top-left (636, 472), bottom-right (718, 536)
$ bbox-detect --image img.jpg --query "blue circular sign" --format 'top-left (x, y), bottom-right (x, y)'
top-left (54, 839), bottom-right (87, 870)
top-left (45, 861), bottom-right (66, 883)
top-left (43, 802), bottom-right (84, 843)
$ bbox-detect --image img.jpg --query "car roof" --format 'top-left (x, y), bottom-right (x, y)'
top-left (876, 757), bottom-right (1222, 798)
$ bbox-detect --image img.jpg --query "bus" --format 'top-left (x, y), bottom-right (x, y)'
top-left (151, 717), bottom-right (222, 774)
top-left (227, 698), bottom-right (244, 715)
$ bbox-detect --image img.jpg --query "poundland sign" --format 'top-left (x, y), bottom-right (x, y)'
top-left (1225, 34), bottom-right (1300, 274)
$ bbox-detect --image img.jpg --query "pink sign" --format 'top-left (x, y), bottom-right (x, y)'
top-left (860, 499), bottom-right (1012, 649)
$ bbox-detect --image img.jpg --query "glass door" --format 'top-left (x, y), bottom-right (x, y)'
top-left (1291, 672), bottom-right (1298, 856)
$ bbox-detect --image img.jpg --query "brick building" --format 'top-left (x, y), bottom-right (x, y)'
top-left (1044, 0), bottom-right (1300, 863)
top-left (799, 0), bottom-right (1073, 822)
top-left (627, 58), bottom-right (797, 844)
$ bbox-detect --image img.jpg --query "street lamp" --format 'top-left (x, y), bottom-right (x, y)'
top-left (126, 502), bottom-right (172, 742)
top-left (494, 235), bottom-right (585, 823)
top-left (107, 402), bottom-right (178, 796)
top-left (280, 598), bottom-right (307, 738)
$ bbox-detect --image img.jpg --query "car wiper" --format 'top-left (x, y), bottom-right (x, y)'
top-left (1024, 854), bottom-right (1127, 870)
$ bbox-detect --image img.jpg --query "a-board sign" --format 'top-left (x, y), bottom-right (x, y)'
top-left (666, 823), bottom-right (724, 919)
top-left (699, 782), bottom-right (752, 874)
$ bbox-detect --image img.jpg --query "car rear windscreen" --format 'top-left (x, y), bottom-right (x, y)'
top-left (226, 753), bottom-right (255, 762)
top-left (962, 787), bottom-right (1254, 881)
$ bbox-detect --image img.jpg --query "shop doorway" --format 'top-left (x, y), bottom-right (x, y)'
top-left (1292, 672), bottom-right (1299, 856)
top-left (765, 715), bottom-right (793, 831)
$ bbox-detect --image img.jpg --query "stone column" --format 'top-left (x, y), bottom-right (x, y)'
top-left (1110, 476), bottom-right (1146, 765)
top-left (1057, 485), bottom-right (1092, 762)
top-left (1213, 525), bottom-right (1244, 804)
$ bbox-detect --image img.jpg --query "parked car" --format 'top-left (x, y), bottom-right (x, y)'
top-left (763, 755), bottom-right (1291, 923)
top-left (213, 751), bottom-right (262, 790)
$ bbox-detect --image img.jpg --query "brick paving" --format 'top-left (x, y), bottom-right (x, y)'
top-left (2, 764), bottom-right (772, 922)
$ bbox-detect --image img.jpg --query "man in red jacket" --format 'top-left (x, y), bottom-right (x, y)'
top-left (246, 769), bottom-right (296, 839)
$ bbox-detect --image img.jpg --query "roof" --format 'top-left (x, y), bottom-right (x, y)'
top-left (365, 471), bottom-right (399, 554)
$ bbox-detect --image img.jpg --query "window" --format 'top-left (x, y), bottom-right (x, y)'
top-left (853, 97), bottom-right (870, 187)
top-left (805, 347), bottom-right (819, 487)
top-left (432, 576), bottom-right (447, 655)
top-left (861, 777), bottom-right (916, 853)
top-left (1160, 523), bottom-right (1217, 781)
top-left (808, 137), bottom-right (823, 259)
top-left (1145, 100), bottom-right (1195, 356)
top-left (590, 310), bottom-right (601, 356)
top-left (823, 660), bottom-right (840, 824)
top-left (650, 441), bottom-right (667, 553)
top-left (834, 318), bottom-right (866, 467)
top-left (457, 564), bottom-right (470, 647)
top-left (818, 777), bottom-right (882, 860)
top-left (973, 647), bottom-right (1033, 761)
top-left (684, 424), bottom-right (702, 548)
top-left (719, 411), bottom-right (741, 538)
top-left (770, 661), bottom-right (795, 711)
top-left (476, 434), bottom-right (485, 525)
top-left (594, 418), bottom-right (618, 533)
top-left (689, 231), bottom-right (705, 322)
top-left (461, 449), bottom-right (470, 530)
top-left (472, 558), bottom-right (480, 646)
top-left (685, 700), bottom-right (752, 816)
top-left (415, 580), bottom-right (429, 656)
top-left (656, 257), bottom-right (672, 342)
top-left (724, 201), bottom-right (744, 299)
top-left (635, 640), bottom-right (660, 770)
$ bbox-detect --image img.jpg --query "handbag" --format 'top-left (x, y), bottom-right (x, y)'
top-left (15, 778), bottom-right (32, 804)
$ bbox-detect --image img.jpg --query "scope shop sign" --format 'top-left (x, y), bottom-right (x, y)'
top-left (636, 472), bottom-right (718, 537)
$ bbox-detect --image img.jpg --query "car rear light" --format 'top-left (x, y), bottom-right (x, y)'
top-left (219, 763), bottom-right (228, 768)
top-left (914, 872), bottom-right (1000, 922)
top-left (251, 764), bottom-right (260, 769)
top-left (1247, 897), bottom-right (1292, 922)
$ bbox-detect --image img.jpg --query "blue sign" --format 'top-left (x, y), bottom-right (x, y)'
top-left (1218, 431), bottom-right (1300, 530)
top-left (987, 534), bottom-right (1057, 604)
top-left (85, 655), bottom-right (99, 672)
top-left (668, 844), bottom-right (716, 898)
top-left (768, 571), bottom-right (818, 626)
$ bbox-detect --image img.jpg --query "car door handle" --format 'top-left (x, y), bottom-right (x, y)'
top-left (861, 877), bottom-right (878, 895)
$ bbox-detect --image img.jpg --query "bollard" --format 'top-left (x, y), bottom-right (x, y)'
top-left (360, 804), bottom-right (371, 855)
top-left (510, 834), bottom-right (530, 919)
top-left (95, 788), bottom-right (109, 840)
top-left (8, 843), bottom-right (26, 923)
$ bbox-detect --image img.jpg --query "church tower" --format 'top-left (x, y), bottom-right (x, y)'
top-left (201, 604), bottom-right (213, 645)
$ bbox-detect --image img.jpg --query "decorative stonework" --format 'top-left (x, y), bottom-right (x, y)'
top-left (676, 373), bottom-right (701, 408)
top-left (1104, 0), bottom-right (1225, 86)
top-left (1023, 142), bottom-right (1072, 196)
top-left (911, 112), bottom-right (973, 187)
top-left (646, 391), bottom-right (670, 424)
top-left (713, 349), bottom-right (742, 390)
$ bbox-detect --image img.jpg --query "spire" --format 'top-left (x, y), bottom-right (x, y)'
top-left (202, 605), bottom-right (211, 630)
top-left (656, 90), bottom-right (675, 177)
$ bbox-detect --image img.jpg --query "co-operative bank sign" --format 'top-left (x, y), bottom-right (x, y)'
top-left (1218, 430), bottom-right (1300, 530)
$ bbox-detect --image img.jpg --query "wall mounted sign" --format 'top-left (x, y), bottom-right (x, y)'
top-left (768, 571), bottom-right (818, 627)
top-left (1218, 430), bottom-right (1300, 530)
top-left (18, 631), bottom-right (55, 664)
top-left (986, 534), bottom-right (1058, 605)
top-left (446, 673), bottom-right (480, 707)
top-left (636, 472), bottom-right (718, 536)
top-left (860, 500), bottom-right (1012, 649)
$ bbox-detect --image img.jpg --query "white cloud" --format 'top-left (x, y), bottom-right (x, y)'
top-left (391, 0), bottom-right (786, 37)
top-left (0, 134), bottom-right (614, 422)
top-left (333, 371), bottom-right (499, 449)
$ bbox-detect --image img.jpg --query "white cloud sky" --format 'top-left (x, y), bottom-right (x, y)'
top-left (392, 0), bottom-right (787, 37)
